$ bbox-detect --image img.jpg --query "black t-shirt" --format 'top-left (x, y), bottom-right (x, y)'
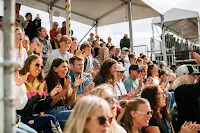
top-left (148, 115), bottom-right (170, 133)
top-left (174, 81), bottom-right (200, 131)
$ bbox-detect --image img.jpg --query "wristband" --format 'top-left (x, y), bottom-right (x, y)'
top-left (82, 92), bottom-right (86, 96)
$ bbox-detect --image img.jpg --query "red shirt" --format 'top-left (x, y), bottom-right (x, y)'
top-left (50, 29), bottom-right (56, 41)
top-left (61, 27), bottom-right (66, 35)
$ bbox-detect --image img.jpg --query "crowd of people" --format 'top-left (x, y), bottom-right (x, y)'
top-left (1, 2), bottom-right (200, 133)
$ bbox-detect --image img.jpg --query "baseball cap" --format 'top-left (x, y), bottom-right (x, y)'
top-left (117, 63), bottom-right (126, 72)
top-left (122, 47), bottom-right (130, 51)
top-left (176, 65), bottom-right (200, 76)
top-left (129, 64), bottom-right (142, 72)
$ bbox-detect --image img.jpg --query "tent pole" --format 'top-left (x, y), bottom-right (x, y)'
top-left (95, 21), bottom-right (98, 35)
top-left (127, 0), bottom-right (134, 52)
top-left (65, 0), bottom-right (71, 37)
top-left (161, 15), bottom-right (167, 63)
top-left (197, 17), bottom-right (200, 43)
top-left (3, 0), bottom-right (16, 132)
top-left (151, 23), bottom-right (154, 58)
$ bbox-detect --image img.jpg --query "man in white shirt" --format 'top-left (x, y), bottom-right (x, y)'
top-left (44, 35), bottom-right (73, 75)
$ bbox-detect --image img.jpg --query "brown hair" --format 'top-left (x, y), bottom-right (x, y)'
top-left (69, 56), bottom-right (84, 65)
top-left (118, 98), bottom-right (150, 133)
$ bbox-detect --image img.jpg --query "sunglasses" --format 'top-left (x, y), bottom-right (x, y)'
top-left (105, 96), bottom-right (118, 103)
top-left (97, 116), bottom-right (113, 125)
top-left (118, 71), bottom-right (124, 73)
top-left (136, 110), bottom-right (153, 116)
top-left (32, 63), bottom-right (44, 70)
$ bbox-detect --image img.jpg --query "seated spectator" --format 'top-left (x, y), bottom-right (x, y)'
top-left (50, 31), bottom-right (62, 50)
top-left (93, 40), bottom-right (100, 58)
top-left (147, 64), bottom-right (159, 84)
top-left (17, 55), bottom-right (62, 132)
top-left (95, 35), bottom-right (100, 44)
top-left (124, 54), bottom-right (136, 78)
top-left (15, 3), bottom-right (24, 28)
top-left (15, 27), bottom-right (28, 67)
top-left (136, 58), bottom-right (143, 68)
top-left (90, 84), bottom-right (127, 133)
top-left (118, 98), bottom-right (152, 133)
top-left (116, 63), bottom-right (130, 100)
top-left (93, 47), bottom-right (109, 70)
top-left (106, 37), bottom-right (113, 48)
top-left (64, 95), bottom-right (112, 133)
top-left (45, 58), bottom-right (83, 129)
top-left (109, 46), bottom-right (116, 58)
top-left (22, 35), bottom-right (30, 52)
top-left (61, 21), bottom-right (66, 35)
top-left (123, 64), bottom-right (143, 97)
top-left (87, 33), bottom-right (95, 43)
top-left (141, 85), bottom-right (199, 133)
top-left (69, 56), bottom-right (94, 95)
top-left (50, 22), bottom-right (59, 41)
top-left (80, 43), bottom-right (94, 73)
top-left (44, 35), bottom-right (73, 75)
top-left (69, 37), bottom-right (78, 55)
top-left (141, 55), bottom-right (148, 66)
top-left (32, 27), bottom-right (52, 65)
top-left (94, 58), bottom-right (117, 87)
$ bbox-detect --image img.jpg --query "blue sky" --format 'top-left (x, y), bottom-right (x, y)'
top-left (1, 0), bottom-right (200, 56)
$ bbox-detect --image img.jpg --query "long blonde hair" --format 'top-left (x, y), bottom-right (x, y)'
top-left (90, 84), bottom-right (124, 133)
top-left (64, 95), bottom-right (112, 133)
top-left (172, 75), bottom-right (191, 89)
top-left (15, 27), bottom-right (23, 58)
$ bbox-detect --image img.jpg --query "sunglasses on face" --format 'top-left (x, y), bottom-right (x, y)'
top-left (97, 116), bottom-right (113, 125)
top-left (105, 96), bottom-right (118, 103)
top-left (136, 110), bottom-right (153, 116)
top-left (32, 63), bottom-right (44, 70)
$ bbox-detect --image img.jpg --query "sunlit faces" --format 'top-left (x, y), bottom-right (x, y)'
top-left (130, 70), bottom-right (141, 79)
top-left (71, 60), bottom-right (84, 74)
top-left (71, 39), bottom-right (78, 50)
top-left (60, 40), bottom-right (71, 51)
top-left (152, 65), bottom-right (158, 75)
top-left (29, 58), bottom-right (43, 77)
top-left (103, 48), bottom-right (109, 59)
top-left (84, 109), bottom-right (110, 133)
top-left (117, 71), bottom-right (125, 80)
top-left (132, 103), bottom-right (152, 127)
top-left (100, 89), bottom-right (117, 117)
top-left (22, 36), bottom-right (30, 51)
top-left (157, 87), bottom-right (167, 108)
top-left (53, 62), bottom-right (68, 78)
top-left (110, 63), bottom-right (117, 76)
top-left (55, 33), bottom-right (62, 42)
top-left (15, 29), bottom-right (24, 42)
top-left (39, 28), bottom-right (47, 38)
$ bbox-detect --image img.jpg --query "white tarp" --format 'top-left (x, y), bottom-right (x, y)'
top-left (152, 8), bottom-right (200, 42)
top-left (17, 0), bottom-right (162, 26)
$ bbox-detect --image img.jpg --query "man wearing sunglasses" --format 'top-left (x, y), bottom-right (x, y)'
top-left (123, 64), bottom-right (143, 97)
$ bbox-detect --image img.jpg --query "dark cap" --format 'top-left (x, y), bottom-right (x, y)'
top-left (129, 64), bottom-right (142, 72)
top-left (0, 16), bottom-right (3, 21)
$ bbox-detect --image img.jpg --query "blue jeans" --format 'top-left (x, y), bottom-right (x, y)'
top-left (46, 106), bottom-right (73, 130)
top-left (16, 122), bottom-right (38, 133)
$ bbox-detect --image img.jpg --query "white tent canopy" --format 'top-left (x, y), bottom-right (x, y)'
top-left (152, 8), bottom-right (200, 42)
top-left (18, 0), bottom-right (162, 26)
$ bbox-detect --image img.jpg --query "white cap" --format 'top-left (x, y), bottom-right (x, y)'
top-left (117, 63), bottom-right (126, 72)
top-left (176, 65), bottom-right (200, 76)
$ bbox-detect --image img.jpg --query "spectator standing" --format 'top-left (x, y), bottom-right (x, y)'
top-left (61, 21), bottom-right (66, 35)
top-left (50, 22), bottom-right (59, 41)
top-left (106, 37), bottom-right (113, 48)
top-left (87, 33), bottom-right (95, 43)
top-left (50, 31), bottom-right (62, 50)
top-left (120, 34), bottom-right (130, 49)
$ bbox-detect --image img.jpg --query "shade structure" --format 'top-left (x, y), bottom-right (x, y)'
top-left (152, 8), bottom-right (200, 42)
top-left (17, 0), bottom-right (162, 26)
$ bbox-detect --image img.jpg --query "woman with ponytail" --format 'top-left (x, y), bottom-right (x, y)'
top-left (118, 98), bottom-right (152, 133)
top-left (15, 27), bottom-right (28, 67)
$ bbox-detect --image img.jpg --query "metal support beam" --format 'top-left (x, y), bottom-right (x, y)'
top-left (3, 0), bottom-right (16, 132)
top-left (95, 21), bottom-right (98, 35)
top-left (51, 0), bottom-right (59, 6)
top-left (198, 17), bottom-right (200, 43)
top-left (127, 0), bottom-right (134, 52)
top-left (65, 0), bottom-right (71, 36)
top-left (161, 15), bottom-right (167, 63)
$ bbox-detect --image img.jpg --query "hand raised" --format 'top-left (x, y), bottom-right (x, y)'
top-left (15, 71), bottom-right (30, 86)
top-left (35, 43), bottom-right (44, 54)
top-left (64, 76), bottom-right (71, 90)
top-left (37, 81), bottom-right (46, 96)
top-left (29, 41), bottom-right (37, 52)
top-left (193, 52), bottom-right (200, 64)
top-left (74, 78), bottom-right (83, 88)
top-left (50, 85), bottom-right (62, 97)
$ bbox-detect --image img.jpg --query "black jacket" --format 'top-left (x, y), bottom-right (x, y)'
top-left (120, 37), bottom-right (130, 49)
top-left (174, 81), bottom-right (200, 131)
top-left (17, 94), bottom-right (52, 116)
